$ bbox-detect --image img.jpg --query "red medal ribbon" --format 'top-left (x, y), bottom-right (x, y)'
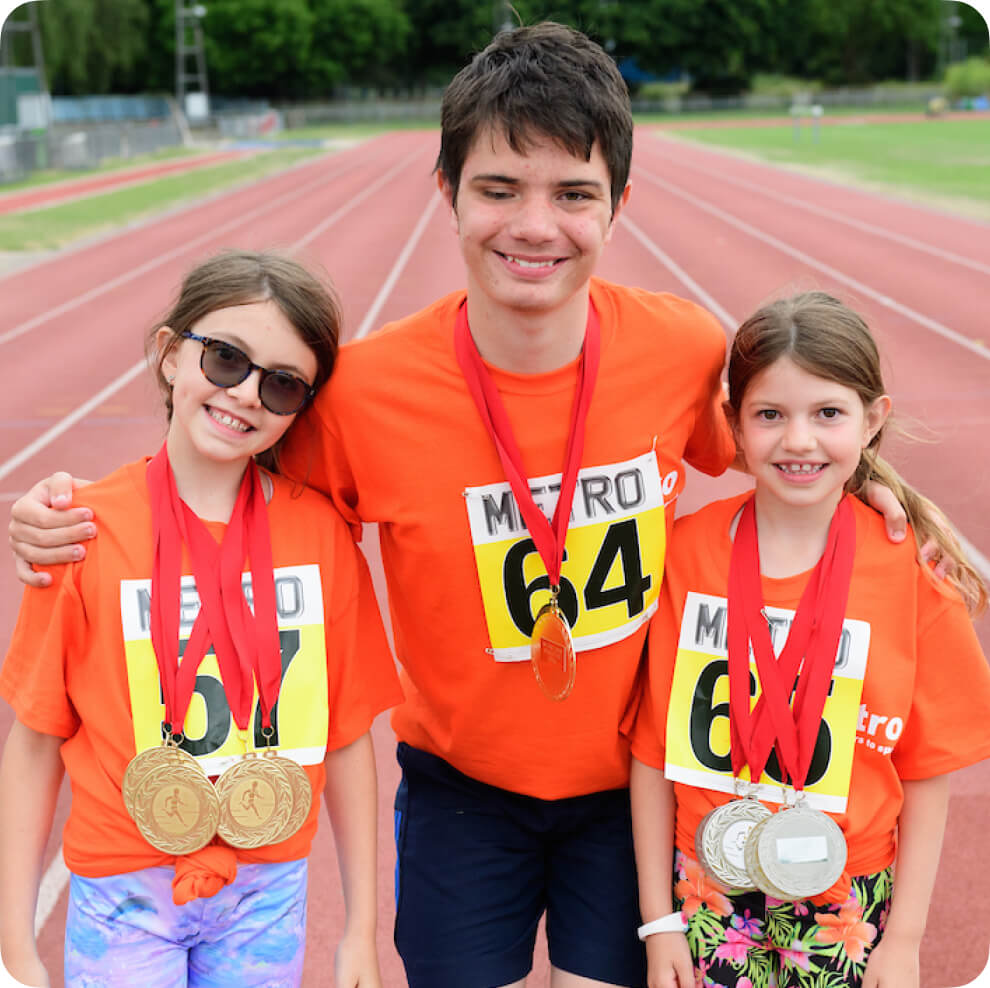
top-left (453, 302), bottom-right (600, 597)
top-left (727, 496), bottom-right (856, 790)
top-left (147, 445), bottom-right (284, 739)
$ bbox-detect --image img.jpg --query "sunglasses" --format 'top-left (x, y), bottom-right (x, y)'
top-left (181, 331), bottom-right (316, 416)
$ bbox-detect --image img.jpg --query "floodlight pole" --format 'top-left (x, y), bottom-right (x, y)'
top-left (175, 2), bottom-right (210, 114)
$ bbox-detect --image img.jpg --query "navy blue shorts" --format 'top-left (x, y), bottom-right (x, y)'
top-left (393, 743), bottom-right (647, 988)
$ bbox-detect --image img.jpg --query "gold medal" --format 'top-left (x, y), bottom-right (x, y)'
top-left (267, 750), bottom-right (313, 844)
top-left (530, 593), bottom-right (576, 701)
top-left (744, 798), bottom-right (847, 901)
top-left (125, 743), bottom-right (220, 855)
top-left (696, 797), bottom-right (771, 892)
top-left (215, 752), bottom-right (294, 849)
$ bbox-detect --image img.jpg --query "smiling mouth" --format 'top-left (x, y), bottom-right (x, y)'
top-left (497, 251), bottom-right (562, 269)
top-left (775, 463), bottom-right (826, 475)
top-left (207, 406), bottom-right (254, 433)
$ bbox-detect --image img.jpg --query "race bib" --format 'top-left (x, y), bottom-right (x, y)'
top-left (464, 451), bottom-right (666, 661)
top-left (665, 591), bottom-right (869, 813)
top-left (120, 564), bottom-right (329, 776)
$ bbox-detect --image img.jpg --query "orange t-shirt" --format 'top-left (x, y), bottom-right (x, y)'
top-left (630, 492), bottom-right (990, 876)
top-left (0, 459), bottom-right (403, 878)
top-left (282, 279), bottom-right (735, 799)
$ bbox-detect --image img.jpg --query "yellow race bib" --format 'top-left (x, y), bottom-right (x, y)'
top-left (664, 591), bottom-right (869, 813)
top-left (120, 564), bottom-right (329, 775)
top-left (464, 451), bottom-right (666, 661)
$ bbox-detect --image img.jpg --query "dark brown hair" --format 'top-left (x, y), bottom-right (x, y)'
top-left (437, 21), bottom-right (633, 214)
top-left (728, 291), bottom-right (987, 615)
top-left (149, 249), bottom-right (341, 473)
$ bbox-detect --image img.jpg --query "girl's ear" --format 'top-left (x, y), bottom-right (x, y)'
top-left (724, 399), bottom-right (748, 472)
top-left (156, 326), bottom-right (179, 379)
top-left (863, 394), bottom-right (892, 446)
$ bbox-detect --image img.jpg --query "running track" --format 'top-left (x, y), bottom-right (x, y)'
top-left (0, 127), bottom-right (988, 987)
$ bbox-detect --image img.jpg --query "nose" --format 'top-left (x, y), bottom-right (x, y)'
top-left (781, 417), bottom-right (816, 452)
top-left (508, 194), bottom-right (556, 243)
top-left (225, 368), bottom-right (263, 408)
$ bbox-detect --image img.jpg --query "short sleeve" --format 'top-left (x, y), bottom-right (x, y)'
top-left (279, 383), bottom-right (363, 540)
top-left (323, 533), bottom-right (403, 752)
top-left (0, 563), bottom-right (84, 738)
top-left (681, 310), bottom-right (734, 477)
top-left (628, 581), bottom-right (682, 769)
top-left (893, 575), bottom-right (990, 780)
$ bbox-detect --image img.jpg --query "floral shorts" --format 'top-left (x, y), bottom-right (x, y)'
top-left (673, 850), bottom-right (892, 988)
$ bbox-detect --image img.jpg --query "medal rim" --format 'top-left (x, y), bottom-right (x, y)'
top-left (696, 798), bottom-right (771, 892)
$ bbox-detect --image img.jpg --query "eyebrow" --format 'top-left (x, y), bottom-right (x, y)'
top-left (469, 173), bottom-right (606, 192)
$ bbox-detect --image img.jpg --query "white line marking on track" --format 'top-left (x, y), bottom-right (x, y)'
top-left (35, 850), bottom-right (69, 935)
top-left (354, 191), bottom-right (442, 340)
top-left (0, 154), bottom-right (369, 348)
top-left (641, 135), bottom-right (990, 278)
top-left (0, 360), bottom-right (147, 481)
top-left (633, 167), bottom-right (990, 362)
top-left (295, 148), bottom-right (428, 250)
top-left (620, 215), bottom-right (738, 331)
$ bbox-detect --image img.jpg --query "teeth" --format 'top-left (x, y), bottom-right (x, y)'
top-left (506, 255), bottom-right (556, 269)
top-left (777, 463), bottom-right (822, 474)
top-left (208, 408), bottom-right (250, 432)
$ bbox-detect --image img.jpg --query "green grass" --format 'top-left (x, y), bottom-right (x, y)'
top-left (653, 117), bottom-right (990, 209)
top-left (0, 146), bottom-right (202, 194)
top-left (635, 104), bottom-right (931, 124)
top-left (0, 147), bottom-right (324, 250)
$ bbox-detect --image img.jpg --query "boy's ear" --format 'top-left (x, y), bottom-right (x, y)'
top-left (437, 170), bottom-right (459, 231)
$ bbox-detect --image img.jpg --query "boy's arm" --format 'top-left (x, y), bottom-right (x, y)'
top-left (9, 474), bottom-right (94, 588)
top-left (861, 773), bottom-right (950, 988)
top-left (0, 720), bottom-right (64, 986)
top-left (323, 731), bottom-right (382, 988)
top-left (630, 757), bottom-right (695, 988)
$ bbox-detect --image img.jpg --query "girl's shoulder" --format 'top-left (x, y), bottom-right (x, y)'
top-left (72, 458), bottom-right (151, 522)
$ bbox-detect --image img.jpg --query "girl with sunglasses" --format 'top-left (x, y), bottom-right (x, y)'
top-left (0, 250), bottom-right (402, 987)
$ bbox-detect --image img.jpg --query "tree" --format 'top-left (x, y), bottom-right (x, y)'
top-left (38, 0), bottom-right (149, 95)
top-left (305, 0), bottom-right (410, 94)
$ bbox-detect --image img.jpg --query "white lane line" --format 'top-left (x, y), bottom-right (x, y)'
top-left (295, 147), bottom-right (428, 250)
top-left (619, 215), bottom-right (738, 332)
top-left (641, 135), bottom-right (990, 278)
top-left (0, 360), bottom-right (147, 481)
top-left (633, 166), bottom-right (990, 362)
top-left (35, 851), bottom-right (69, 935)
top-left (0, 154), bottom-right (369, 347)
top-left (0, 146), bottom-right (428, 485)
top-left (353, 191), bottom-right (442, 340)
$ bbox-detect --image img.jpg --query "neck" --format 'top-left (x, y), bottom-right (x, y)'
top-left (165, 431), bottom-right (249, 522)
top-left (751, 489), bottom-right (843, 579)
top-left (464, 286), bottom-right (589, 374)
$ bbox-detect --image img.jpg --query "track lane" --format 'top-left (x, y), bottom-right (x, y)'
top-left (2, 125), bottom-right (988, 986)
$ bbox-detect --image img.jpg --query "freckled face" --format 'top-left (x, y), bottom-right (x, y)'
top-left (440, 129), bottom-right (629, 320)
top-left (735, 357), bottom-right (889, 513)
top-left (161, 300), bottom-right (317, 469)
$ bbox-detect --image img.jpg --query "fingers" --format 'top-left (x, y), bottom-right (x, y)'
top-left (865, 481), bottom-right (906, 543)
top-left (919, 539), bottom-right (953, 580)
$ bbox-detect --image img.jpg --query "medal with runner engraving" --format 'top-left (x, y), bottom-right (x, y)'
top-left (745, 796), bottom-right (847, 901)
top-left (531, 589), bottom-right (577, 701)
top-left (215, 751), bottom-right (294, 849)
top-left (455, 303), bottom-right (600, 701)
top-left (696, 796), bottom-right (771, 892)
top-left (127, 739), bottom-right (219, 855)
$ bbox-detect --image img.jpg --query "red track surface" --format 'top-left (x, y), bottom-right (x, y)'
top-left (0, 150), bottom-right (248, 215)
top-left (1, 127), bottom-right (988, 986)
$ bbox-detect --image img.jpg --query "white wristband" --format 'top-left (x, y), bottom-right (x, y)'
top-left (637, 911), bottom-right (688, 940)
